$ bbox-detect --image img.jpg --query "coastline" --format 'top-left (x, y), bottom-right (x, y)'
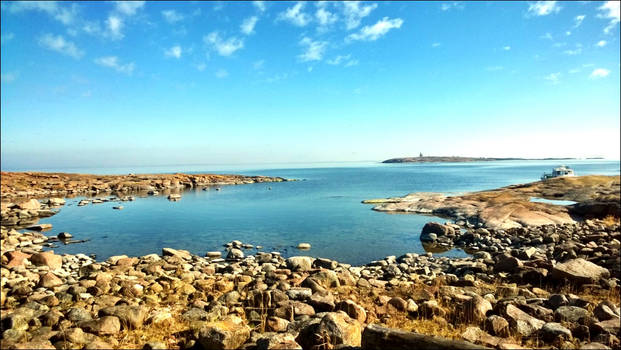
top-left (1, 172), bottom-right (620, 349)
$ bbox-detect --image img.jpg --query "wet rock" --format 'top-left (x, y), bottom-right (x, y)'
top-left (197, 316), bottom-right (251, 350)
top-left (57, 232), bottom-right (72, 239)
top-left (297, 243), bottom-right (311, 250)
top-left (226, 248), bottom-right (244, 260)
top-left (80, 316), bottom-right (121, 335)
top-left (551, 258), bottom-right (610, 284)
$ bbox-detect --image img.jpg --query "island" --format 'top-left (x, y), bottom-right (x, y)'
top-left (382, 156), bottom-right (575, 163)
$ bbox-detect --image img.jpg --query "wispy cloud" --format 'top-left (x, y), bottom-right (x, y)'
top-left (106, 15), bottom-right (124, 40)
top-left (241, 16), bottom-right (259, 35)
top-left (94, 56), bottom-right (135, 74)
top-left (316, 6), bottom-right (338, 29)
top-left (540, 32), bottom-right (553, 40)
top-left (6, 1), bottom-right (78, 25)
top-left (589, 68), bottom-right (610, 79)
top-left (440, 2), bottom-right (464, 11)
top-left (204, 32), bottom-right (244, 56)
top-left (114, 1), bottom-right (145, 16)
top-left (1, 72), bottom-right (18, 83)
top-left (326, 54), bottom-right (358, 67)
top-left (544, 72), bottom-right (561, 84)
top-left (253, 1), bottom-right (266, 12)
top-left (342, 2), bottom-right (377, 30)
top-left (253, 60), bottom-right (265, 70)
top-left (1, 32), bottom-right (15, 43)
top-left (165, 45), bottom-right (182, 59)
top-left (38, 33), bottom-right (84, 59)
top-left (596, 40), bottom-right (607, 47)
top-left (503, 46), bottom-right (511, 51)
top-left (298, 37), bottom-right (328, 62)
top-left (162, 10), bottom-right (184, 24)
top-left (432, 42), bottom-right (441, 48)
top-left (278, 2), bottom-right (311, 27)
top-left (574, 15), bottom-right (586, 28)
top-left (527, 1), bottom-right (560, 16)
top-left (215, 69), bottom-right (228, 78)
top-left (563, 48), bottom-right (582, 55)
top-left (598, 1), bottom-right (620, 34)
top-left (196, 63), bottom-right (206, 72)
top-left (347, 17), bottom-right (403, 41)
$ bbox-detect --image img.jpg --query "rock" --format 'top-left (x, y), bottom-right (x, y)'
top-left (594, 303), bottom-right (619, 321)
top-left (11, 340), bottom-right (55, 349)
top-left (551, 258), bottom-right (610, 284)
top-left (80, 316), bottom-right (121, 335)
top-left (57, 232), bottom-right (72, 239)
top-left (286, 256), bottom-right (315, 272)
top-left (30, 252), bottom-right (62, 270)
top-left (59, 327), bottom-right (95, 345)
top-left (47, 198), bottom-right (65, 206)
top-left (540, 322), bottom-right (572, 342)
top-left (206, 251), bottom-right (222, 258)
top-left (421, 222), bottom-right (455, 240)
top-left (5, 251), bottom-right (32, 267)
top-left (308, 293), bottom-right (335, 312)
top-left (388, 297), bottom-right (408, 312)
top-left (592, 318), bottom-right (620, 335)
top-left (112, 206), bottom-right (123, 210)
top-left (286, 287), bottom-right (312, 300)
top-left (66, 307), bottom-right (92, 323)
top-left (494, 255), bottom-right (523, 273)
top-left (266, 316), bottom-right (290, 332)
top-left (99, 305), bottom-right (147, 329)
top-left (38, 272), bottom-right (63, 288)
top-left (83, 340), bottom-right (114, 349)
top-left (256, 333), bottom-right (301, 350)
top-left (547, 294), bottom-right (569, 310)
top-left (17, 199), bottom-right (41, 210)
top-left (26, 224), bottom-right (52, 231)
top-left (505, 304), bottom-right (545, 337)
top-left (485, 315), bottom-right (510, 337)
top-left (296, 312), bottom-right (362, 349)
top-left (197, 316), bottom-right (251, 350)
top-left (460, 326), bottom-right (501, 347)
top-left (362, 323), bottom-right (490, 350)
top-left (420, 300), bottom-right (446, 319)
top-left (580, 343), bottom-right (611, 350)
top-left (554, 306), bottom-right (590, 323)
top-left (335, 300), bottom-right (367, 323)
top-left (463, 295), bottom-right (492, 324)
top-left (226, 248), bottom-right (244, 260)
top-left (143, 341), bottom-right (168, 350)
top-left (162, 247), bottom-right (191, 260)
top-left (297, 243), bottom-right (311, 250)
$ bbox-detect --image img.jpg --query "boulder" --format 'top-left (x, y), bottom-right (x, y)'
top-left (463, 295), bottom-right (492, 324)
top-left (47, 198), bottom-right (65, 206)
top-left (551, 258), bottom-right (610, 284)
top-left (296, 312), bottom-right (361, 350)
top-left (485, 315), bottom-right (510, 337)
top-left (362, 324), bottom-right (490, 350)
top-left (494, 255), bottom-right (523, 273)
top-left (162, 247), bottom-right (191, 260)
top-left (540, 322), bottom-right (572, 342)
top-left (17, 199), bottom-right (41, 210)
top-left (256, 333), bottom-right (301, 350)
top-left (505, 304), bottom-right (545, 337)
top-left (335, 300), bottom-right (367, 323)
top-left (39, 272), bottom-right (63, 288)
top-left (554, 306), bottom-right (590, 323)
top-left (29, 252), bottom-right (62, 270)
top-left (226, 248), bottom-right (244, 260)
top-left (99, 305), bottom-right (147, 329)
top-left (197, 316), bottom-right (251, 350)
top-left (286, 256), bottom-right (315, 272)
top-left (80, 316), bottom-right (121, 335)
top-left (5, 251), bottom-right (32, 268)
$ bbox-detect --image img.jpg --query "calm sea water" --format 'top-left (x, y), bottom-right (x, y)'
top-left (30, 160), bottom-right (619, 265)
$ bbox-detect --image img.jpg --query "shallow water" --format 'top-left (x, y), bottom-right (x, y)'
top-left (529, 197), bottom-right (578, 206)
top-left (31, 160), bottom-right (619, 265)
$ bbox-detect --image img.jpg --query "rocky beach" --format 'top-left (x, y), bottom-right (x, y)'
top-left (1, 173), bottom-right (620, 349)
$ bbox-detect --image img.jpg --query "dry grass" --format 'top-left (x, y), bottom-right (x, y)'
top-left (601, 215), bottom-right (621, 227)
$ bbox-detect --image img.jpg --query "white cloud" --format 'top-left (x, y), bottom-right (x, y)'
top-left (6, 1), bottom-right (78, 25)
top-left (253, 1), bottom-right (266, 12)
top-left (162, 10), bottom-right (184, 24)
top-left (165, 45), bottom-right (182, 59)
top-left (298, 37), bottom-right (328, 62)
top-left (278, 2), bottom-right (311, 27)
top-left (241, 16), bottom-right (258, 35)
top-left (253, 60), bottom-right (265, 70)
top-left (204, 32), bottom-right (244, 56)
top-left (115, 1), bottom-right (145, 16)
top-left (1, 72), bottom-right (18, 83)
top-left (589, 68), bottom-right (610, 78)
top-left (527, 1), bottom-right (560, 16)
top-left (342, 2), bottom-right (377, 30)
top-left (598, 1), bottom-right (620, 34)
top-left (563, 48), bottom-right (582, 55)
top-left (326, 54), bottom-right (358, 66)
top-left (540, 32), bottom-right (553, 40)
top-left (544, 72), bottom-right (561, 84)
top-left (316, 7), bottom-right (338, 27)
top-left (440, 2), bottom-right (464, 11)
top-left (574, 15), bottom-right (586, 28)
top-left (565, 31), bottom-right (571, 36)
top-left (1, 32), bottom-right (15, 43)
top-left (596, 40), bottom-right (607, 47)
top-left (215, 69), bottom-right (228, 78)
top-left (38, 33), bottom-right (84, 59)
top-left (94, 56), bottom-right (135, 74)
top-left (347, 17), bottom-right (403, 41)
top-left (106, 15), bottom-right (124, 40)
top-left (503, 46), bottom-right (511, 51)
top-left (432, 42), bottom-right (441, 48)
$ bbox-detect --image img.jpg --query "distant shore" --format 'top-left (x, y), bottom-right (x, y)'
top-left (381, 156), bottom-right (591, 163)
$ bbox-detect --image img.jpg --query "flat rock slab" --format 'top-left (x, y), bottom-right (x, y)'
top-left (362, 324), bottom-right (490, 350)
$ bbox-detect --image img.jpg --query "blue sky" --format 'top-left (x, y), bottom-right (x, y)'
top-left (1, 1), bottom-right (620, 170)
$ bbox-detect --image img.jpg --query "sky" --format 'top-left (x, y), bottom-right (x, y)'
top-left (1, 1), bottom-right (620, 170)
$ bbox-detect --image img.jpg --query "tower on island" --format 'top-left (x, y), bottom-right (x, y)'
top-left (419, 152), bottom-right (423, 157)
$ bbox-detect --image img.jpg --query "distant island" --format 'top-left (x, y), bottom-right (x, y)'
top-left (382, 156), bottom-right (575, 163)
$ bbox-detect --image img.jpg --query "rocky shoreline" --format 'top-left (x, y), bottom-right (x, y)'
top-left (1, 217), bottom-right (620, 349)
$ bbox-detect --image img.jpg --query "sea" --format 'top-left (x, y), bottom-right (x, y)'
top-left (20, 159), bottom-right (620, 266)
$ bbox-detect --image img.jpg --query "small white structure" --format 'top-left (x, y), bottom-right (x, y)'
top-left (541, 165), bottom-right (575, 181)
